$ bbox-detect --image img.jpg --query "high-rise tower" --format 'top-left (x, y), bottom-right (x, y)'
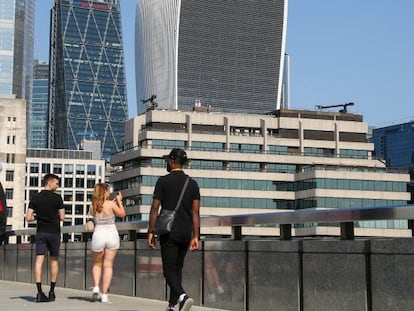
top-left (49, 0), bottom-right (128, 160)
top-left (29, 60), bottom-right (49, 149)
top-left (0, 0), bottom-right (35, 134)
top-left (135, 0), bottom-right (288, 115)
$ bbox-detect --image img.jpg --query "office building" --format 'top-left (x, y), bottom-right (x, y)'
top-left (25, 148), bottom-right (105, 240)
top-left (135, 0), bottom-right (288, 115)
top-left (29, 60), bottom-right (49, 148)
top-left (49, 0), bottom-right (128, 160)
top-left (0, 98), bottom-right (27, 231)
top-left (0, 0), bottom-right (35, 138)
top-left (110, 107), bottom-right (411, 237)
top-left (372, 121), bottom-right (414, 169)
top-left (372, 120), bottom-right (414, 204)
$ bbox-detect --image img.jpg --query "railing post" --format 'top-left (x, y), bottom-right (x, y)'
top-left (280, 224), bottom-right (292, 240)
top-left (340, 222), bottom-right (354, 240)
top-left (128, 229), bottom-right (136, 241)
top-left (231, 225), bottom-right (242, 240)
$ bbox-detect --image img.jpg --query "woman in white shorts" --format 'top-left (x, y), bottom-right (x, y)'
top-left (90, 183), bottom-right (126, 303)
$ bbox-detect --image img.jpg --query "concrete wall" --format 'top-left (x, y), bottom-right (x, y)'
top-left (1, 238), bottom-right (414, 311)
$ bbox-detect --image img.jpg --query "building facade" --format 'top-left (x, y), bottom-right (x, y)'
top-left (372, 121), bottom-right (414, 169)
top-left (25, 148), bottom-right (105, 240)
top-left (0, 98), bottom-right (27, 231)
top-left (135, 0), bottom-right (288, 115)
top-left (110, 108), bottom-right (411, 237)
top-left (49, 0), bottom-right (128, 160)
top-left (29, 60), bottom-right (49, 148)
top-left (0, 0), bottom-right (35, 139)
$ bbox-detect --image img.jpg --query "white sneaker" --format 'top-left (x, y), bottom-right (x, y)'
top-left (91, 286), bottom-right (100, 302)
top-left (101, 294), bottom-right (110, 303)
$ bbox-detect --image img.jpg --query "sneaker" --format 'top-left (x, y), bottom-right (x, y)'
top-left (101, 293), bottom-right (110, 303)
top-left (91, 286), bottom-right (100, 302)
top-left (178, 295), bottom-right (193, 311)
top-left (36, 292), bottom-right (50, 302)
top-left (48, 291), bottom-right (56, 301)
top-left (165, 305), bottom-right (175, 311)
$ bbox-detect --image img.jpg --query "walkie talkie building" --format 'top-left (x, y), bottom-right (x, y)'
top-left (135, 0), bottom-right (288, 115)
top-left (49, 0), bottom-right (128, 160)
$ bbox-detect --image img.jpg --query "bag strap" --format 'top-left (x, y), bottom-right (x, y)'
top-left (173, 176), bottom-right (190, 213)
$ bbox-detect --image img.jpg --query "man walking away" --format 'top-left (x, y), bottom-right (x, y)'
top-left (148, 148), bottom-right (201, 311)
top-left (26, 174), bottom-right (65, 302)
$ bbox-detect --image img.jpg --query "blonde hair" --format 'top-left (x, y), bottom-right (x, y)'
top-left (91, 183), bottom-right (109, 215)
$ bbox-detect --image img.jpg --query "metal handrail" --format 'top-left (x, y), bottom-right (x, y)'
top-left (5, 205), bottom-right (414, 242)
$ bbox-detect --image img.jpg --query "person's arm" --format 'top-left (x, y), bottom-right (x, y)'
top-left (189, 199), bottom-right (200, 251)
top-left (58, 208), bottom-right (65, 221)
top-left (26, 207), bottom-right (35, 222)
top-left (113, 191), bottom-right (126, 218)
top-left (147, 198), bottom-right (161, 249)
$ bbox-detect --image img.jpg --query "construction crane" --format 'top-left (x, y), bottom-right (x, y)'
top-left (141, 95), bottom-right (158, 110)
top-left (315, 102), bottom-right (354, 113)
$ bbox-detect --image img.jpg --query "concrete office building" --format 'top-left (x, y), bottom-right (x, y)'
top-left (29, 60), bottom-right (49, 148)
top-left (25, 148), bottom-right (105, 240)
top-left (135, 0), bottom-right (288, 115)
top-left (110, 108), bottom-right (411, 237)
top-left (0, 0), bottom-right (35, 140)
top-left (49, 0), bottom-right (128, 160)
top-left (0, 98), bottom-right (27, 231)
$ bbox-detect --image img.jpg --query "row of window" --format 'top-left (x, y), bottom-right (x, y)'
top-left (146, 139), bottom-right (369, 159)
top-left (28, 176), bottom-right (96, 188)
top-left (135, 194), bottom-right (406, 211)
top-left (28, 163), bottom-right (99, 175)
top-left (275, 178), bottom-right (407, 192)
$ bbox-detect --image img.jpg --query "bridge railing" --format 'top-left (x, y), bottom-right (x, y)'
top-left (5, 204), bottom-right (414, 243)
top-left (2, 205), bottom-right (414, 311)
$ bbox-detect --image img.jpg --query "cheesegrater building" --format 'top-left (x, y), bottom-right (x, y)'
top-left (135, 0), bottom-right (288, 115)
top-left (49, 0), bottom-right (128, 161)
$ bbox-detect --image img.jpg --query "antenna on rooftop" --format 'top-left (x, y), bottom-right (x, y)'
top-left (141, 95), bottom-right (158, 111)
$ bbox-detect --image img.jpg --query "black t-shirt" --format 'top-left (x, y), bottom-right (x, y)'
top-left (28, 190), bottom-right (64, 233)
top-left (153, 171), bottom-right (200, 241)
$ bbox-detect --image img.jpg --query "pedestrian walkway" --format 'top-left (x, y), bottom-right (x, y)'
top-left (0, 280), bottom-right (229, 311)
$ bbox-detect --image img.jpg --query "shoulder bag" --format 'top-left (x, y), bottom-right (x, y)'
top-left (154, 176), bottom-right (190, 236)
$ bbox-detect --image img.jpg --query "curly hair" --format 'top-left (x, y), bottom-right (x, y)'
top-left (91, 183), bottom-right (109, 215)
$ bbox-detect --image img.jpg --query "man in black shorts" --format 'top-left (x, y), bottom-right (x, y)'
top-left (26, 174), bottom-right (65, 302)
top-left (147, 148), bottom-right (201, 311)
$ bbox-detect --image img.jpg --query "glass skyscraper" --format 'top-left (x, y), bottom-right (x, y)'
top-left (135, 0), bottom-right (288, 115)
top-left (0, 0), bottom-right (35, 133)
top-left (49, 0), bottom-right (128, 161)
top-left (29, 60), bottom-right (49, 148)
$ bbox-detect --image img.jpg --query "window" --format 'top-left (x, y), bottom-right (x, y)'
top-left (5, 188), bottom-right (13, 200)
top-left (42, 163), bottom-right (51, 174)
top-left (5, 170), bottom-right (14, 181)
top-left (53, 164), bottom-right (62, 174)
top-left (30, 163), bottom-right (39, 173)
top-left (6, 153), bottom-right (15, 163)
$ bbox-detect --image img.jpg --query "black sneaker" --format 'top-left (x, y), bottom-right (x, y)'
top-left (48, 291), bottom-right (56, 301)
top-left (178, 295), bottom-right (193, 311)
top-left (36, 292), bottom-right (50, 302)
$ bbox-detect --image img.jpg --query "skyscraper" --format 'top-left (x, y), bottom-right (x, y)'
top-left (29, 60), bottom-right (49, 148)
top-left (49, 0), bottom-right (128, 161)
top-left (0, 0), bottom-right (35, 134)
top-left (135, 0), bottom-right (288, 115)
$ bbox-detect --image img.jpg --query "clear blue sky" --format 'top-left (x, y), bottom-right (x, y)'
top-left (35, 0), bottom-right (414, 127)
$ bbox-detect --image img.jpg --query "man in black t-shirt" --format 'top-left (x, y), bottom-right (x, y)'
top-left (26, 174), bottom-right (65, 303)
top-left (148, 148), bottom-right (200, 311)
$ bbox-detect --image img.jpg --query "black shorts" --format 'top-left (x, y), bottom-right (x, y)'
top-left (36, 232), bottom-right (60, 257)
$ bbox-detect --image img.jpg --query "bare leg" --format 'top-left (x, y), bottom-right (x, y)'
top-left (50, 256), bottom-right (59, 283)
top-left (35, 255), bottom-right (45, 283)
top-left (92, 251), bottom-right (104, 287)
top-left (101, 249), bottom-right (118, 294)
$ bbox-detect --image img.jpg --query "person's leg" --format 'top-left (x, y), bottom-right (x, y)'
top-left (101, 248), bottom-right (118, 294)
top-left (160, 238), bottom-right (188, 306)
top-left (34, 254), bottom-right (45, 284)
top-left (92, 251), bottom-right (104, 288)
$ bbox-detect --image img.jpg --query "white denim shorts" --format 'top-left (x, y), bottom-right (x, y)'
top-left (91, 224), bottom-right (120, 252)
